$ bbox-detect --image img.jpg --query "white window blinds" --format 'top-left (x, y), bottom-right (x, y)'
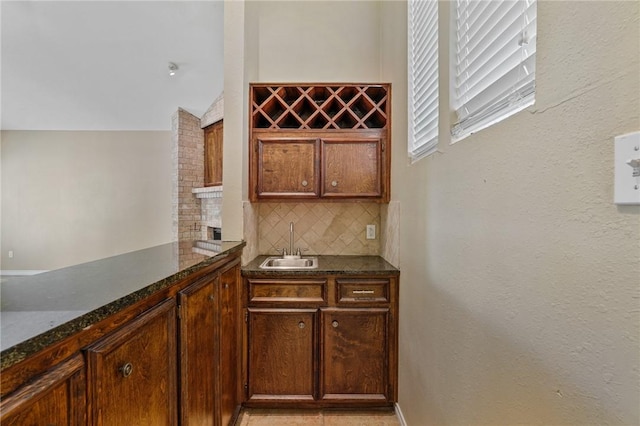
top-left (408, 0), bottom-right (439, 162)
top-left (452, 0), bottom-right (537, 140)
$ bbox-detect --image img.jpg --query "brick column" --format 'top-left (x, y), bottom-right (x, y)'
top-left (171, 108), bottom-right (204, 242)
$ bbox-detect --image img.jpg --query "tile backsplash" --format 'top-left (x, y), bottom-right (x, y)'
top-left (258, 203), bottom-right (380, 256)
top-left (381, 201), bottom-right (399, 267)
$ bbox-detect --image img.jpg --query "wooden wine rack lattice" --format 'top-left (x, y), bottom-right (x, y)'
top-left (251, 84), bottom-right (389, 130)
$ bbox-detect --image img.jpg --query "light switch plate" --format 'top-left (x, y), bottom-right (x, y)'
top-left (614, 131), bottom-right (640, 205)
top-left (366, 224), bottom-right (376, 240)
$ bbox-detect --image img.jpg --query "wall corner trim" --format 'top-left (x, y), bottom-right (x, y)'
top-left (395, 402), bottom-right (409, 426)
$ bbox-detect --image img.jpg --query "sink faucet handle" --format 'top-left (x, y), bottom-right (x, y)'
top-left (295, 247), bottom-right (309, 256)
top-left (275, 247), bottom-right (288, 256)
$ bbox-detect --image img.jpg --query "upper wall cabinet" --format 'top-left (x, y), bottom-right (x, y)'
top-left (249, 84), bottom-right (391, 203)
top-left (204, 120), bottom-right (223, 187)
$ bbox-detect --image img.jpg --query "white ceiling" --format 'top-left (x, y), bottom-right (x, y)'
top-left (1, 1), bottom-right (224, 131)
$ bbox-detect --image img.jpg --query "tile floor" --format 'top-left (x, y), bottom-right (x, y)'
top-left (237, 408), bottom-right (401, 426)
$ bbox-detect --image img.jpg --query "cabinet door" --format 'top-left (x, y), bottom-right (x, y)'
top-left (321, 138), bottom-right (382, 198)
top-left (218, 264), bottom-right (241, 426)
top-left (247, 309), bottom-right (317, 402)
top-left (205, 121), bottom-right (223, 187)
top-left (86, 299), bottom-right (177, 426)
top-left (256, 137), bottom-right (319, 198)
top-left (0, 354), bottom-right (86, 426)
top-left (321, 308), bottom-right (389, 402)
top-left (179, 277), bottom-right (218, 426)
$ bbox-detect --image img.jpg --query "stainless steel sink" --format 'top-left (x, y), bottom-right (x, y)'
top-left (259, 256), bottom-right (318, 270)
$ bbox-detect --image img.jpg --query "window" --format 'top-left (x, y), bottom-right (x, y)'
top-left (408, 0), bottom-right (537, 158)
top-left (408, 0), bottom-right (439, 162)
top-left (451, 0), bottom-right (537, 140)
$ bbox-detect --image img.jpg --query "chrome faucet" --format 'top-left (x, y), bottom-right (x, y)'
top-left (289, 222), bottom-right (295, 257)
top-left (276, 222), bottom-right (306, 258)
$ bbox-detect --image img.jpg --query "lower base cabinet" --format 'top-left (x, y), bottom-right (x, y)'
top-left (179, 276), bottom-right (217, 426)
top-left (243, 274), bottom-right (398, 408)
top-left (0, 354), bottom-right (86, 425)
top-left (218, 265), bottom-right (242, 426)
top-left (86, 299), bottom-right (178, 425)
top-left (247, 309), bottom-right (318, 402)
top-left (0, 250), bottom-right (243, 426)
top-left (179, 261), bottom-right (241, 426)
top-left (321, 309), bottom-right (389, 402)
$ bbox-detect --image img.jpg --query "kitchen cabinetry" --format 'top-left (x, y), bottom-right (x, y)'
top-left (0, 244), bottom-right (244, 426)
top-left (178, 260), bottom-right (241, 426)
top-left (255, 137), bottom-right (319, 198)
top-left (247, 309), bottom-right (317, 401)
top-left (245, 278), bottom-right (326, 404)
top-left (217, 263), bottom-right (242, 426)
top-left (242, 274), bottom-right (398, 408)
top-left (178, 276), bottom-right (217, 425)
top-left (86, 299), bottom-right (177, 425)
top-left (0, 354), bottom-right (86, 425)
top-left (205, 120), bottom-right (223, 187)
top-left (249, 84), bottom-right (390, 202)
top-left (321, 138), bottom-right (382, 198)
top-left (321, 309), bottom-right (388, 402)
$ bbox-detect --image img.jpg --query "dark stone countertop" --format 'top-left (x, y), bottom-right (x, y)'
top-left (0, 240), bottom-right (245, 370)
top-left (241, 255), bottom-right (399, 277)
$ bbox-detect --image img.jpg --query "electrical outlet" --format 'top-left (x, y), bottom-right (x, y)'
top-left (8, 250), bottom-right (14, 259)
top-left (366, 224), bottom-right (376, 240)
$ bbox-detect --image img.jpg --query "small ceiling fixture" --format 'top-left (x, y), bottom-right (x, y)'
top-left (168, 62), bottom-right (179, 76)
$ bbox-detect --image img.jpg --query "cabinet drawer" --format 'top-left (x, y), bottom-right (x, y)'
top-left (248, 279), bottom-right (327, 305)
top-left (336, 279), bottom-right (389, 304)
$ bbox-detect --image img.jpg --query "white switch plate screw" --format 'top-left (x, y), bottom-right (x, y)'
top-left (366, 224), bottom-right (376, 240)
top-left (8, 250), bottom-right (14, 259)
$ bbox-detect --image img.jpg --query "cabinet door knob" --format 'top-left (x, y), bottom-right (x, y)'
top-left (298, 321), bottom-right (306, 329)
top-left (332, 320), bottom-right (339, 328)
top-left (119, 363), bottom-right (133, 378)
top-left (209, 294), bottom-right (215, 301)
top-left (331, 180), bottom-right (338, 187)
top-left (224, 283), bottom-right (229, 289)
top-left (301, 180), bottom-right (308, 187)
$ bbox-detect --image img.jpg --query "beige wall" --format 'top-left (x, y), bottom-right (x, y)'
top-left (0, 130), bottom-right (173, 271)
top-left (383, 1), bottom-right (640, 425)
top-left (253, 1), bottom-right (381, 82)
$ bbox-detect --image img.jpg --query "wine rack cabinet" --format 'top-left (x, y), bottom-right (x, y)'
top-left (251, 84), bottom-right (389, 130)
top-left (249, 83), bottom-right (391, 203)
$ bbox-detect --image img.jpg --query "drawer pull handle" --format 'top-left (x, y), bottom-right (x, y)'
top-left (352, 290), bottom-right (375, 294)
top-left (119, 363), bottom-right (133, 378)
top-left (298, 321), bottom-right (305, 329)
top-left (332, 320), bottom-right (339, 328)
top-left (301, 180), bottom-right (308, 187)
